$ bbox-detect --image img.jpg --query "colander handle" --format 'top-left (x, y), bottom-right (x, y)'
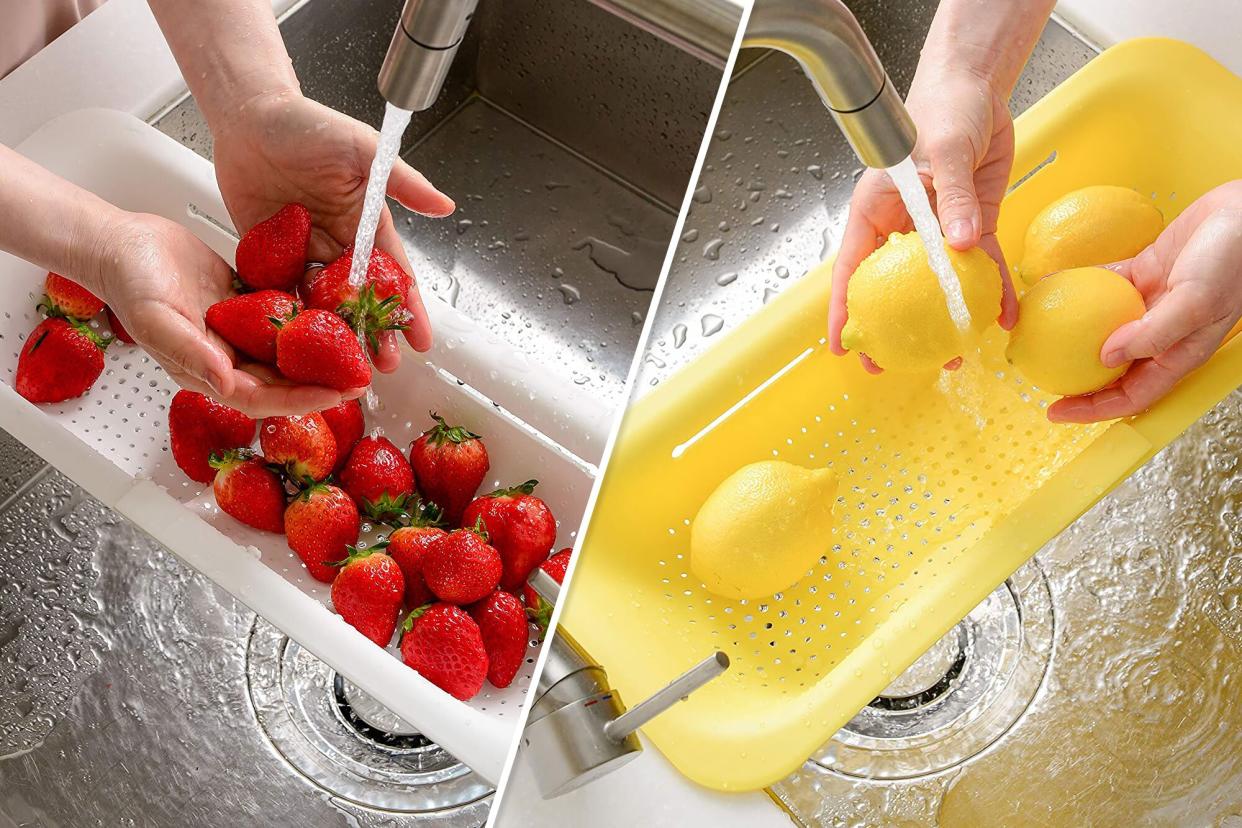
top-left (603, 651), bottom-right (730, 741)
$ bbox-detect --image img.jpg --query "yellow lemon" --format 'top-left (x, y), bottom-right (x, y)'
top-left (841, 231), bottom-right (1001, 372)
top-left (1006, 266), bottom-right (1146, 396)
top-left (1017, 185), bottom-right (1163, 285)
top-left (690, 461), bottom-right (836, 600)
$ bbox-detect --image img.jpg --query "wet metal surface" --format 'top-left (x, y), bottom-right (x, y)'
top-left (0, 0), bottom-right (718, 824)
top-left (644, 6), bottom-right (1242, 825)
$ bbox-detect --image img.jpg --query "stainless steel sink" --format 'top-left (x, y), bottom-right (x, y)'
top-left (641, 4), bottom-right (1242, 825)
top-left (0, 0), bottom-right (719, 823)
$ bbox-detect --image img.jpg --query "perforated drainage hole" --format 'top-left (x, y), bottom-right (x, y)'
top-left (814, 559), bottom-right (1054, 781)
top-left (245, 618), bottom-right (493, 818)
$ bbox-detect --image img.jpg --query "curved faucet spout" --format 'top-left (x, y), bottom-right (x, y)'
top-left (744, 0), bottom-right (916, 168)
top-left (378, 0), bottom-right (480, 112)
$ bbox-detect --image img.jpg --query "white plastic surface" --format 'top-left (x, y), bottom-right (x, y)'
top-left (0, 108), bottom-right (601, 784)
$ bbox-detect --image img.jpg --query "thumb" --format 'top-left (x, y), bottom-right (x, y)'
top-left (134, 306), bottom-right (236, 397)
top-left (927, 136), bottom-right (981, 250)
top-left (387, 158), bottom-right (455, 218)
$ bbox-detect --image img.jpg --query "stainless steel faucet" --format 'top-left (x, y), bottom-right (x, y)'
top-left (602, 0), bottom-right (917, 168)
top-left (744, 0), bottom-right (916, 168)
top-left (378, 0), bottom-right (480, 111)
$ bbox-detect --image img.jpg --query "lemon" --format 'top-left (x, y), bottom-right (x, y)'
top-left (840, 231), bottom-right (1001, 372)
top-left (690, 461), bottom-right (837, 600)
top-left (1017, 185), bottom-right (1163, 285)
top-left (1006, 266), bottom-right (1146, 396)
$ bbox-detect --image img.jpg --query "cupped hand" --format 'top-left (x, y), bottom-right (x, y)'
top-left (101, 212), bottom-right (361, 418)
top-left (1048, 181), bottom-right (1242, 423)
top-left (211, 89), bottom-right (455, 370)
top-left (829, 66), bottom-right (1019, 372)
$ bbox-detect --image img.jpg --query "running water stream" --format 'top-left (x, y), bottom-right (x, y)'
top-left (350, 103), bottom-right (414, 412)
top-left (350, 103), bottom-right (414, 288)
top-left (885, 156), bottom-right (972, 330)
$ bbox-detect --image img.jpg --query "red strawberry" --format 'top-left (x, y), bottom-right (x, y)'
top-left (209, 448), bottom-right (285, 533)
top-left (331, 546), bottom-right (405, 646)
top-left (400, 603), bottom-right (488, 701)
top-left (235, 203), bottom-right (311, 290)
top-left (43, 272), bottom-right (104, 320)
top-left (168, 390), bottom-right (257, 483)
top-left (319, 398), bottom-right (365, 472)
top-left (205, 290), bottom-right (300, 364)
top-left (422, 521), bottom-right (502, 604)
top-left (339, 435), bottom-right (415, 520)
top-left (302, 247), bottom-right (413, 351)
top-left (105, 307), bottom-right (135, 344)
top-left (462, 481), bottom-right (557, 592)
top-left (16, 317), bottom-right (111, 403)
top-left (386, 505), bottom-right (447, 606)
top-left (408, 413), bottom-right (489, 526)
top-left (522, 547), bottom-right (572, 608)
top-left (274, 308), bottom-right (371, 391)
top-left (285, 483), bottom-right (360, 582)
top-left (260, 412), bottom-right (336, 483)
top-left (468, 590), bottom-right (528, 689)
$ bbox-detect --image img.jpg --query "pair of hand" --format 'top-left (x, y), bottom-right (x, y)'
top-left (830, 66), bottom-right (1242, 422)
top-left (102, 91), bottom-right (453, 418)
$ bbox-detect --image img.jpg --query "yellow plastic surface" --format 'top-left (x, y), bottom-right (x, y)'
top-left (561, 38), bottom-right (1242, 792)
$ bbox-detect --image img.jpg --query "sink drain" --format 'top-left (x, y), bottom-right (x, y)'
top-left (813, 559), bottom-right (1054, 780)
top-left (244, 618), bottom-right (492, 820)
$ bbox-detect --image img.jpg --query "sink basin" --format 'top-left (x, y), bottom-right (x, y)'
top-left (635, 5), bottom-right (1242, 825)
top-left (0, 0), bottom-right (720, 823)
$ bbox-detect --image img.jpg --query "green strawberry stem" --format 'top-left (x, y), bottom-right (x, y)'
top-left (337, 285), bottom-right (410, 353)
top-left (208, 447), bottom-right (255, 471)
top-left (329, 544), bottom-right (378, 568)
top-left (485, 479), bottom-right (539, 498)
top-left (526, 597), bottom-right (554, 638)
top-left (425, 412), bottom-right (481, 445)
top-left (363, 492), bottom-right (412, 523)
top-left (402, 603), bottom-right (433, 632)
top-left (468, 515), bottom-right (489, 543)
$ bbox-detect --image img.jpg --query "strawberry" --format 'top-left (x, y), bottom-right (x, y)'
top-left (400, 603), bottom-right (488, 701)
top-left (339, 435), bottom-right (415, 520)
top-left (285, 482), bottom-right (360, 582)
top-left (331, 546), bottom-right (405, 646)
top-left (462, 481), bottom-right (557, 593)
top-left (235, 203), bottom-right (311, 291)
top-left (386, 504), bottom-right (447, 607)
top-left (209, 448), bottom-right (285, 533)
top-left (319, 398), bottom-right (365, 472)
top-left (168, 389), bottom-right (257, 483)
top-left (302, 247), bottom-right (413, 351)
top-left (273, 308), bottom-right (371, 391)
top-left (105, 307), bottom-right (135, 344)
top-left (43, 272), bottom-right (104, 320)
top-left (468, 590), bottom-right (528, 689)
top-left (15, 317), bottom-right (111, 403)
top-left (205, 290), bottom-right (300, 364)
top-left (408, 413), bottom-right (489, 526)
top-left (260, 412), bottom-right (336, 483)
top-left (422, 521), bottom-right (502, 604)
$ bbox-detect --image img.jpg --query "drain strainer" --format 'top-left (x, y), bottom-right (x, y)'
top-left (245, 618), bottom-right (492, 820)
top-left (813, 559), bottom-right (1054, 780)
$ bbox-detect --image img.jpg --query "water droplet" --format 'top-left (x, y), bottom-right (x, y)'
top-left (763, 288), bottom-right (779, 304)
top-left (693, 185), bottom-right (713, 204)
top-left (557, 284), bottom-right (581, 305)
top-left (672, 324), bottom-right (688, 348)
top-left (715, 272), bottom-right (738, 287)
top-left (715, 129), bottom-right (732, 141)
top-left (682, 228), bottom-right (699, 243)
top-left (808, 165), bottom-right (824, 180)
top-left (703, 239), bottom-right (724, 261)
top-left (776, 266), bottom-right (790, 279)
top-left (701, 314), bottom-right (724, 337)
top-left (456, 219), bottom-right (473, 235)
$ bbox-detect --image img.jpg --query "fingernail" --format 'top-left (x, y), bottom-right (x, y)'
top-left (1101, 350), bottom-right (1126, 368)
top-left (947, 219), bottom-right (972, 244)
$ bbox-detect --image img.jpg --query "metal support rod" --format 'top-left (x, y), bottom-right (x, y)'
top-left (602, 651), bottom-right (730, 742)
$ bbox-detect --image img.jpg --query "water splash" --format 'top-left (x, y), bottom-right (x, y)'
top-left (885, 156), bottom-right (970, 330)
top-left (349, 103), bottom-right (414, 289)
